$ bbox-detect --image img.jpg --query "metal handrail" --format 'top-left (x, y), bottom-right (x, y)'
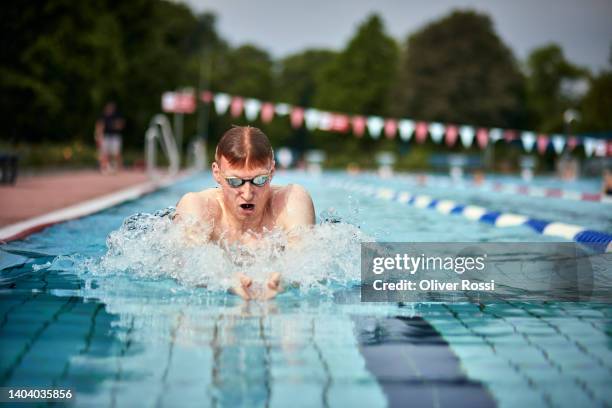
top-left (145, 114), bottom-right (180, 177)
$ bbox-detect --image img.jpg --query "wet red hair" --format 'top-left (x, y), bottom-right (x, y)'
top-left (215, 126), bottom-right (273, 169)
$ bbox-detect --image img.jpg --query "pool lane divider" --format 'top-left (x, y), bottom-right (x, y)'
top-left (0, 172), bottom-right (195, 243)
top-left (395, 173), bottom-right (611, 204)
top-left (332, 179), bottom-right (612, 253)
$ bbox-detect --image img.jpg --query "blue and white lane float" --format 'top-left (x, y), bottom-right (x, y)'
top-left (331, 179), bottom-right (612, 253)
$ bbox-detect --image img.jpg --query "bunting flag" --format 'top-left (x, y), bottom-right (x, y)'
top-left (445, 125), bottom-right (458, 147)
top-left (476, 128), bottom-right (489, 149)
top-left (275, 103), bottom-right (290, 116)
top-left (200, 90), bottom-right (213, 103)
top-left (489, 128), bottom-right (503, 143)
top-left (176, 92), bottom-right (196, 114)
top-left (384, 119), bottom-right (398, 139)
top-left (305, 109), bottom-right (321, 130)
top-left (261, 102), bottom-right (275, 123)
top-left (504, 129), bottom-right (518, 142)
top-left (537, 134), bottom-right (549, 155)
top-left (459, 126), bottom-right (475, 148)
top-left (213, 93), bottom-right (231, 115)
top-left (521, 131), bottom-right (536, 152)
top-left (595, 139), bottom-right (607, 157)
top-left (167, 89), bottom-right (600, 159)
top-left (318, 112), bottom-right (332, 131)
top-left (583, 138), bottom-right (596, 157)
top-left (551, 134), bottom-right (566, 155)
top-left (367, 116), bottom-right (384, 139)
top-left (244, 99), bottom-right (262, 121)
top-left (331, 114), bottom-right (350, 133)
top-left (230, 96), bottom-right (244, 118)
top-left (290, 107), bottom-right (304, 129)
top-left (352, 116), bottom-right (367, 137)
top-left (428, 122), bottom-right (445, 143)
top-left (415, 122), bottom-right (428, 143)
top-left (398, 119), bottom-right (415, 142)
top-left (567, 136), bottom-right (579, 151)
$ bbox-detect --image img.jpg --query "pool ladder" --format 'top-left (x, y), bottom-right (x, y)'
top-left (145, 114), bottom-right (180, 178)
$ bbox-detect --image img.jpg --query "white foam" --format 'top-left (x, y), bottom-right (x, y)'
top-left (75, 209), bottom-right (367, 297)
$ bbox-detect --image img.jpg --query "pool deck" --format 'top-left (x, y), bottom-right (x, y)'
top-left (0, 169), bottom-right (149, 227)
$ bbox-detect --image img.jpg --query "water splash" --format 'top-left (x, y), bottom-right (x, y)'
top-left (76, 207), bottom-right (368, 297)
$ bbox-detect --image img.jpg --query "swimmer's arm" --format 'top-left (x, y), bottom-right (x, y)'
top-left (174, 192), bottom-right (214, 245)
top-left (282, 184), bottom-right (316, 236)
top-left (260, 185), bottom-right (315, 299)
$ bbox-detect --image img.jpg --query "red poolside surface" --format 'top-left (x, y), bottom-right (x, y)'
top-left (0, 169), bottom-right (149, 227)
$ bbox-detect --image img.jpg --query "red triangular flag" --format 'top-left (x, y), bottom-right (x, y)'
top-left (415, 121), bottom-right (428, 143)
top-left (331, 114), bottom-right (350, 133)
top-left (445, 125), bottom-right (458, 147)
top-left (504, 129), bottom-right (518, 142)
top-left (200, 90), bottom-right (213, 103)
top-left (230, 96), bottom-right (244, 117)
top-left (476, 128), bottom-right (488, 149)
top-left (567, 136), bottom-right (578, 151)
top-left (290, 107), bottom-right (304, 128)
top-left (260, 102), bottom-right (275, 123)
top-left (352, 116), bottom-right (366, 138)
top-left (384, 119), bottom-right (397, 139)
top-left (537, 134), bottom-right (549, 155)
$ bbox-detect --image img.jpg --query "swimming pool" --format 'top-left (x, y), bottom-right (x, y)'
top-left (1, 171), bottom-right (610, 407)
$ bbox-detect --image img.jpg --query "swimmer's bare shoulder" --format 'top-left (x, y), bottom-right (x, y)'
top-left (174, 189), bottom-right (221, 243)
top-left (274, 184), bottom-right (315, 230)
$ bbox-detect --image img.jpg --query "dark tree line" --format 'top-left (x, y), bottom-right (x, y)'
top-left (2, 3), bottom-right (610, 154)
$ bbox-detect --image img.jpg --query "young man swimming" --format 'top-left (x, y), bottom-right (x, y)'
top-left (174, 126), bottom-right (315, 300)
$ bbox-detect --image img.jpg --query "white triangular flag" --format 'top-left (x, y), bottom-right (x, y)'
top-left (551, 134), bottom-right (566, 155)
top-left (583, 138), bottom-right (597, 157)
top-left (305, 109), bottom-right (321, 130)
top-left (213, 93), bottom-right (231, 115)
top-left (275, 103), bottom-right (290, 116)
top-left (244, 99), bottom-right (262, 121)
top-left (489, 128), bottom-right (503, 143)
top-left (318, 112), bottom-right (332, 131)
top-left (367, 116), bottom-right (384, 139)
top-left (459, 125), bottom-right (475, 148)
top-left (398, 119), bottom-right (415, 141)
top-left (595, 139), bottom-right (607, 157)
top-left (521, 131), bottom-right (536, 152)
top-left (428, 122), bottom-right (444, 143)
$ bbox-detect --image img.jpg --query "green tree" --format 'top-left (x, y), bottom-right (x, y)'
top-left (525, 44), bottom-right (590, 132)
top-left (213, 44), bottom-right (274, 100)
top-left (314, 14), bottom-right (398, 115)
top-left (0, 0), bottom-right (125, 142)
top-left (277, 49), bottom-right (336, 106)
top-left (392, 10), bottom-right (526, 128)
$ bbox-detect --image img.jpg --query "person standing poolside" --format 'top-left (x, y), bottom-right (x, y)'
top-left (95, 101), bottom-right (125, 173)
top-left (174, 126), bottom-right (316, 300)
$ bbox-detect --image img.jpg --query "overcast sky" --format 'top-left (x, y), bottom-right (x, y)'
top-left (182, 0), bottom-right (612, 72)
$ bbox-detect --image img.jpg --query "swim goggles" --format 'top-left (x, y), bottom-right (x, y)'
top-left (223, 173), bottom-right (271, 188)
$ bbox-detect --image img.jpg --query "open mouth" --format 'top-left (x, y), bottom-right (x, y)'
top-left (240, 203), bottom-right (255, 210)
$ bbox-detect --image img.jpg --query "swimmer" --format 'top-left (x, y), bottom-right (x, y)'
top-left (174, 126), bottom-right (315, 300)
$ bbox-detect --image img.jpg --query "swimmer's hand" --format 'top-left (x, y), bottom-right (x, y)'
top-left (263, 272), bottom-right (282, 300)
top-left (230, 272), bottom-right (282, 301)
top-left (231, 272), bottom-right (253, 300)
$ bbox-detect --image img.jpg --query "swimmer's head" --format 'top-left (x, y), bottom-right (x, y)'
top-left (214, 126), bottom-right (274, 169)
top-left (212, 126), bottom-right (276, 220)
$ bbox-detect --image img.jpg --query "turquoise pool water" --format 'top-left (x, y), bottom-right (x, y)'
top-left (1, 171), bottom-right (610, 407)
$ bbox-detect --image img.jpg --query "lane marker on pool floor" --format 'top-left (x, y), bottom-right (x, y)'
top-left (332, 179), bottom-right (612, 253)
top-left (0, 172), bottom-right (195, 243)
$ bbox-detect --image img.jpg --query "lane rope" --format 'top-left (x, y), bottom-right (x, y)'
top-left (332, 179), bottom-right (612, 253)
